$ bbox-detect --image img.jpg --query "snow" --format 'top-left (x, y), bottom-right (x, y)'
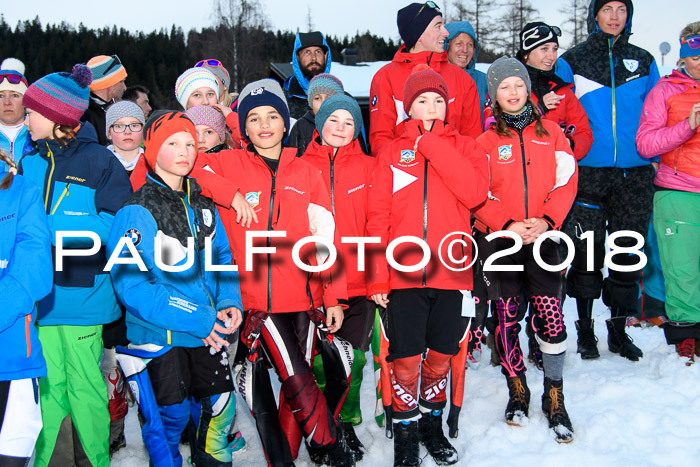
top-left (329, 61), bottom-right (389, 99)
top-left (107, 297), bottom-right (700, 467)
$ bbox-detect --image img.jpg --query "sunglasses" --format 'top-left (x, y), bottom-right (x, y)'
top-left (195, 59), bottom-right (223, 68)
top-left (0, 73), bottom-right (28, 86)
top-left (681, 35), bottom-right (700, 49)
top-left (413, 1), bottom-right (441, 21)
top-left (522, 25), bottom-right (562, 51)
top-left (103, 55), bottom-right (122, 75)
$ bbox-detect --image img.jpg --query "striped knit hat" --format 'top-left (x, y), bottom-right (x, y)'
top-left (185, 105), bottom-right (227, 143)
top-left (86, 55), bottom-right (127, 92)
top-left (105, 101), bottom-right (145, 138)
top-left (307, 74), bottom-right (344, 107)
top-left (175, 68), bottom-right (220, 109)
top-left (22, 64), bottom-right (93, 127)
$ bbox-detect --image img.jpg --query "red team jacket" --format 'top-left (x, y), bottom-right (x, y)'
top-left (369, 46), bottom-right (483, 154)
top-left (191, 146), bottom-right (348, 313)
top-left (366, 120), bottom-right (489, 295)
top-left (473, 119), bottom-right (578, 234)
top-left (301, 135), bottom-right (375, 298)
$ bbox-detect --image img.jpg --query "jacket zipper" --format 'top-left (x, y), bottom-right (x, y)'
top-left (330, 152), bottom-right (336, 214)
top-left (266, 165), bottom-right (278, 312)
top-left (609, 40), bottom-right (618, 166)
top-left (43, 144), bottom-right (56, 213)
top-left (422, 156), bottom-right (428, 286)
top-left (518, 131), bottom-right (529, 218)
top-left (50, 183), bottom-right (70, 215)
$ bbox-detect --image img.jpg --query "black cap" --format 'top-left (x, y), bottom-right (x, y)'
top-left (297, 31), bottom-right (329, 54)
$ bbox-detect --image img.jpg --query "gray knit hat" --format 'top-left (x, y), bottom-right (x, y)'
top-left (486, 56), bottom-right (532, 103)
top-left (315, 94), bottom-right (363, 141)
top-left (307, 74), bottom-right (344, 107)
top-left (105, 100), bottom-right (146, 138)
top-left (238, 78), bottom-right (287, 112)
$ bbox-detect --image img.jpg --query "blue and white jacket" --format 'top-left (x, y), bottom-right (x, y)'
top-left (107, 173), bottom-right (242, 348)
top-left (0, 124), bottom-right (31, 171)
top-left (18, 123), bottom-right (132, 326)
top-left (558, 0), bottom-right (659, 168)
top-left (0, 174), bottom-right (52, 380)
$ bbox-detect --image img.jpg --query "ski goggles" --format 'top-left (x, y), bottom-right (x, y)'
top-left (680, 35), bottom-right (700, 58)
top-left (412, 1), bottom-right (441, 21)
top-left (0, 72), bottom-right (28, 86)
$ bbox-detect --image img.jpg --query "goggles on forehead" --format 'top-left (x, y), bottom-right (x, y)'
top-left (522, 25), bottom-right (561, 51)
top-left (0, 72), bottom-right (28, 86)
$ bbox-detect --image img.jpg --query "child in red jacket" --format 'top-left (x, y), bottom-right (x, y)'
top-left (366, 66), bottom-right (488, 466)
top-left (301, 93), bottom-right (374, 460)
top-left (189, 80), bottom-right (354, 467)
top-left (473, 57), bottom-right (578, 443)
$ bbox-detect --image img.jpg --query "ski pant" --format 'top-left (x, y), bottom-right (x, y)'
top-left (0, 378), bottom-right (42, 464)
top-left (385, 288), bottom-right (463, 421)
top-left (563, 165), bottom-right (655, 314)
top-left (639, 220), bottom-right (666, 319)
top-left (313, 296), bottom-right (373, 426)
top-left (478, 237), bottom-right (567, 378)
top-left (653, 190), bottom-right (700, 343)
top-left (33, 324), bottom-right (109, 467)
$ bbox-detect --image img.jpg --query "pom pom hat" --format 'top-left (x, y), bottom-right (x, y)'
top-left (86, 55), bottom-right (127, 92)
top-left (315, 94), bottom-right (363, 140)
top-left (402, 64), bottom-right (449, 115)
top-left (143, 111), bottom-right (197, 169)
top-left (175, 68), bottom-right (220, 109)
top-left (22, 64), bottom-right (93, 127)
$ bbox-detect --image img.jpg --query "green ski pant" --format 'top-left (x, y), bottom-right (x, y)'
top-left (653, 190), bottom-right (700, 323)
top-left (34, 325), bottom-right (110, 467)
top-left (313, 349), bottom-right (367, 425)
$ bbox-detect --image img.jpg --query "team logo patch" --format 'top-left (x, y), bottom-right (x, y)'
top-left (371, 95), bottom-right (377, 107)
top-left (498, 145), bottom-right (513, 161)
top-left (623, 59), bottom-right (639, 72)
top-left (251, 87), bottom-right (264, 96)
top-left (202, 209), bottom-right (213, 227)
top-left (125, 228), bottom-right (142, 246)
top-left (246, 191), bottom-right (262, 208)
top-left (400, 150), bottom-right (415, 164)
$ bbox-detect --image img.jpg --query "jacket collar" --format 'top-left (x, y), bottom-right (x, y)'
top-left (393, 45), bottom-right (448, 71)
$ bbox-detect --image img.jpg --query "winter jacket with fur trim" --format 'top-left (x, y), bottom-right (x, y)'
top-left (191, 146), bottom-right (348, 313)
top-left (636, 70), bottom-right (700, 193)
top-left (366, 119), bottom-right (488, 295)
top-left (369, 46), bottom-right (483, 155)
top-left (473, 119), bottom-right (578, 234)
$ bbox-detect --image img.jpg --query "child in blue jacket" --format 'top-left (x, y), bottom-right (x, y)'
top-left (107, 111), bottom-right (243, 467)
top-left (0, 154), bottom-right (52, 465)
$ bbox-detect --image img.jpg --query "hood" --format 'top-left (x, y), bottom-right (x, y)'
top-left (443, 21), bottom-right (481, 71)
top-left (291, 32), bottom-right (332, 93)
top-left (587, 0), bottom-right (633, 37)
top-left (661, 69), bottom-right (700, 86)
top-left (392, 45), bottom-right (449, 69)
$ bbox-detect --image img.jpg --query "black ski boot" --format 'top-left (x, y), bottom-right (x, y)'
top-left (606, 317), bottom-right (643, 361)
top-left (575, 319), bottom-right (600, 360)
top-left (393, 421), bottom-right (420, 467)
top-left (341, 421), bottom-right (365, 461)
top-left (306, 442), bottom-right (329, 466)
top-left (505, 374), bottom-right (530, 426)
top-left (418, 411), bottom-right (458, 465)
top-left (325, 435), bottom-right (356, 467)
top-left (542, 378), bottom-right (574, 443)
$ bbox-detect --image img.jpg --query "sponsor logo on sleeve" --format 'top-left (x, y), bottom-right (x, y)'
top-left (125, 228), bottom-right (142, 246)
top-left (202, 209), bottom-right (213, 227)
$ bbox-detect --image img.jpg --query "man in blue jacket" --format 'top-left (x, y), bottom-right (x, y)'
top-left (559, 0), bottom-right (660, 362)
top-left (284, 31), bottom-right (332, 120)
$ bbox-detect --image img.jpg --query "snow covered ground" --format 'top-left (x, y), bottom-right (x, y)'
top-left (108, 298), bottom-right (700, 467)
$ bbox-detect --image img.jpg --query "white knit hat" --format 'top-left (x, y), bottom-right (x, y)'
top-left (174, 68), bottom-right (220, 109)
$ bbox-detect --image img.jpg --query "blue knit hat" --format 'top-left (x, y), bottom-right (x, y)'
top-left (238, 80), bottom-right (290, 140)
top-left (22, 64), bottom-right (93, 126)
top-left (315, 94), bottom-right (363, 141)
top-left (397, 2), bottom-right (443, 50)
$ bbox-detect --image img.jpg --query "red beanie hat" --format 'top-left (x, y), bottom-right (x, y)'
top-left (403, 64), bottom-right (449, 115)
top-left (143, 111), bottom-right (197, 169)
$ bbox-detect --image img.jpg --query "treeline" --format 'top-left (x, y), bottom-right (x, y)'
top-left (0, 16), bottom-right (401, 109)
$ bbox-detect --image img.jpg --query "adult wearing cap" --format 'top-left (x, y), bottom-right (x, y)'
top-left (558, 0), bottom-right (660, 362)
top-left (369, 2), bottom-right (482, 155)
top-left (443, 21), bottom-right (488, 119)
top-left (636, 21), bottom-right (700, 365)
top-left (82, 54), bottom-right (128, 145)
top-left (0, 58), bottom-right (31, 169)
top-left (283, 31), bottom-right (333, 120)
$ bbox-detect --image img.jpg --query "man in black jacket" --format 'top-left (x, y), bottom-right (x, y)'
top-left (82, 55), bottom-right (128, 146)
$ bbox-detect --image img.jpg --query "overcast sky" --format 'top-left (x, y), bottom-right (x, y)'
top-left (2, 0), bottom-right (693, 67)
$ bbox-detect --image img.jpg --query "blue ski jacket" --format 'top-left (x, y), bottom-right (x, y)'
top-left (559, 0), bottom-right (659, 168)
top-left (0, 174), bottom-right (52, 380)
top-left (108, 173), bottom-right (242, 348)
top-left (18, 123), bottom-right (132, 326)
